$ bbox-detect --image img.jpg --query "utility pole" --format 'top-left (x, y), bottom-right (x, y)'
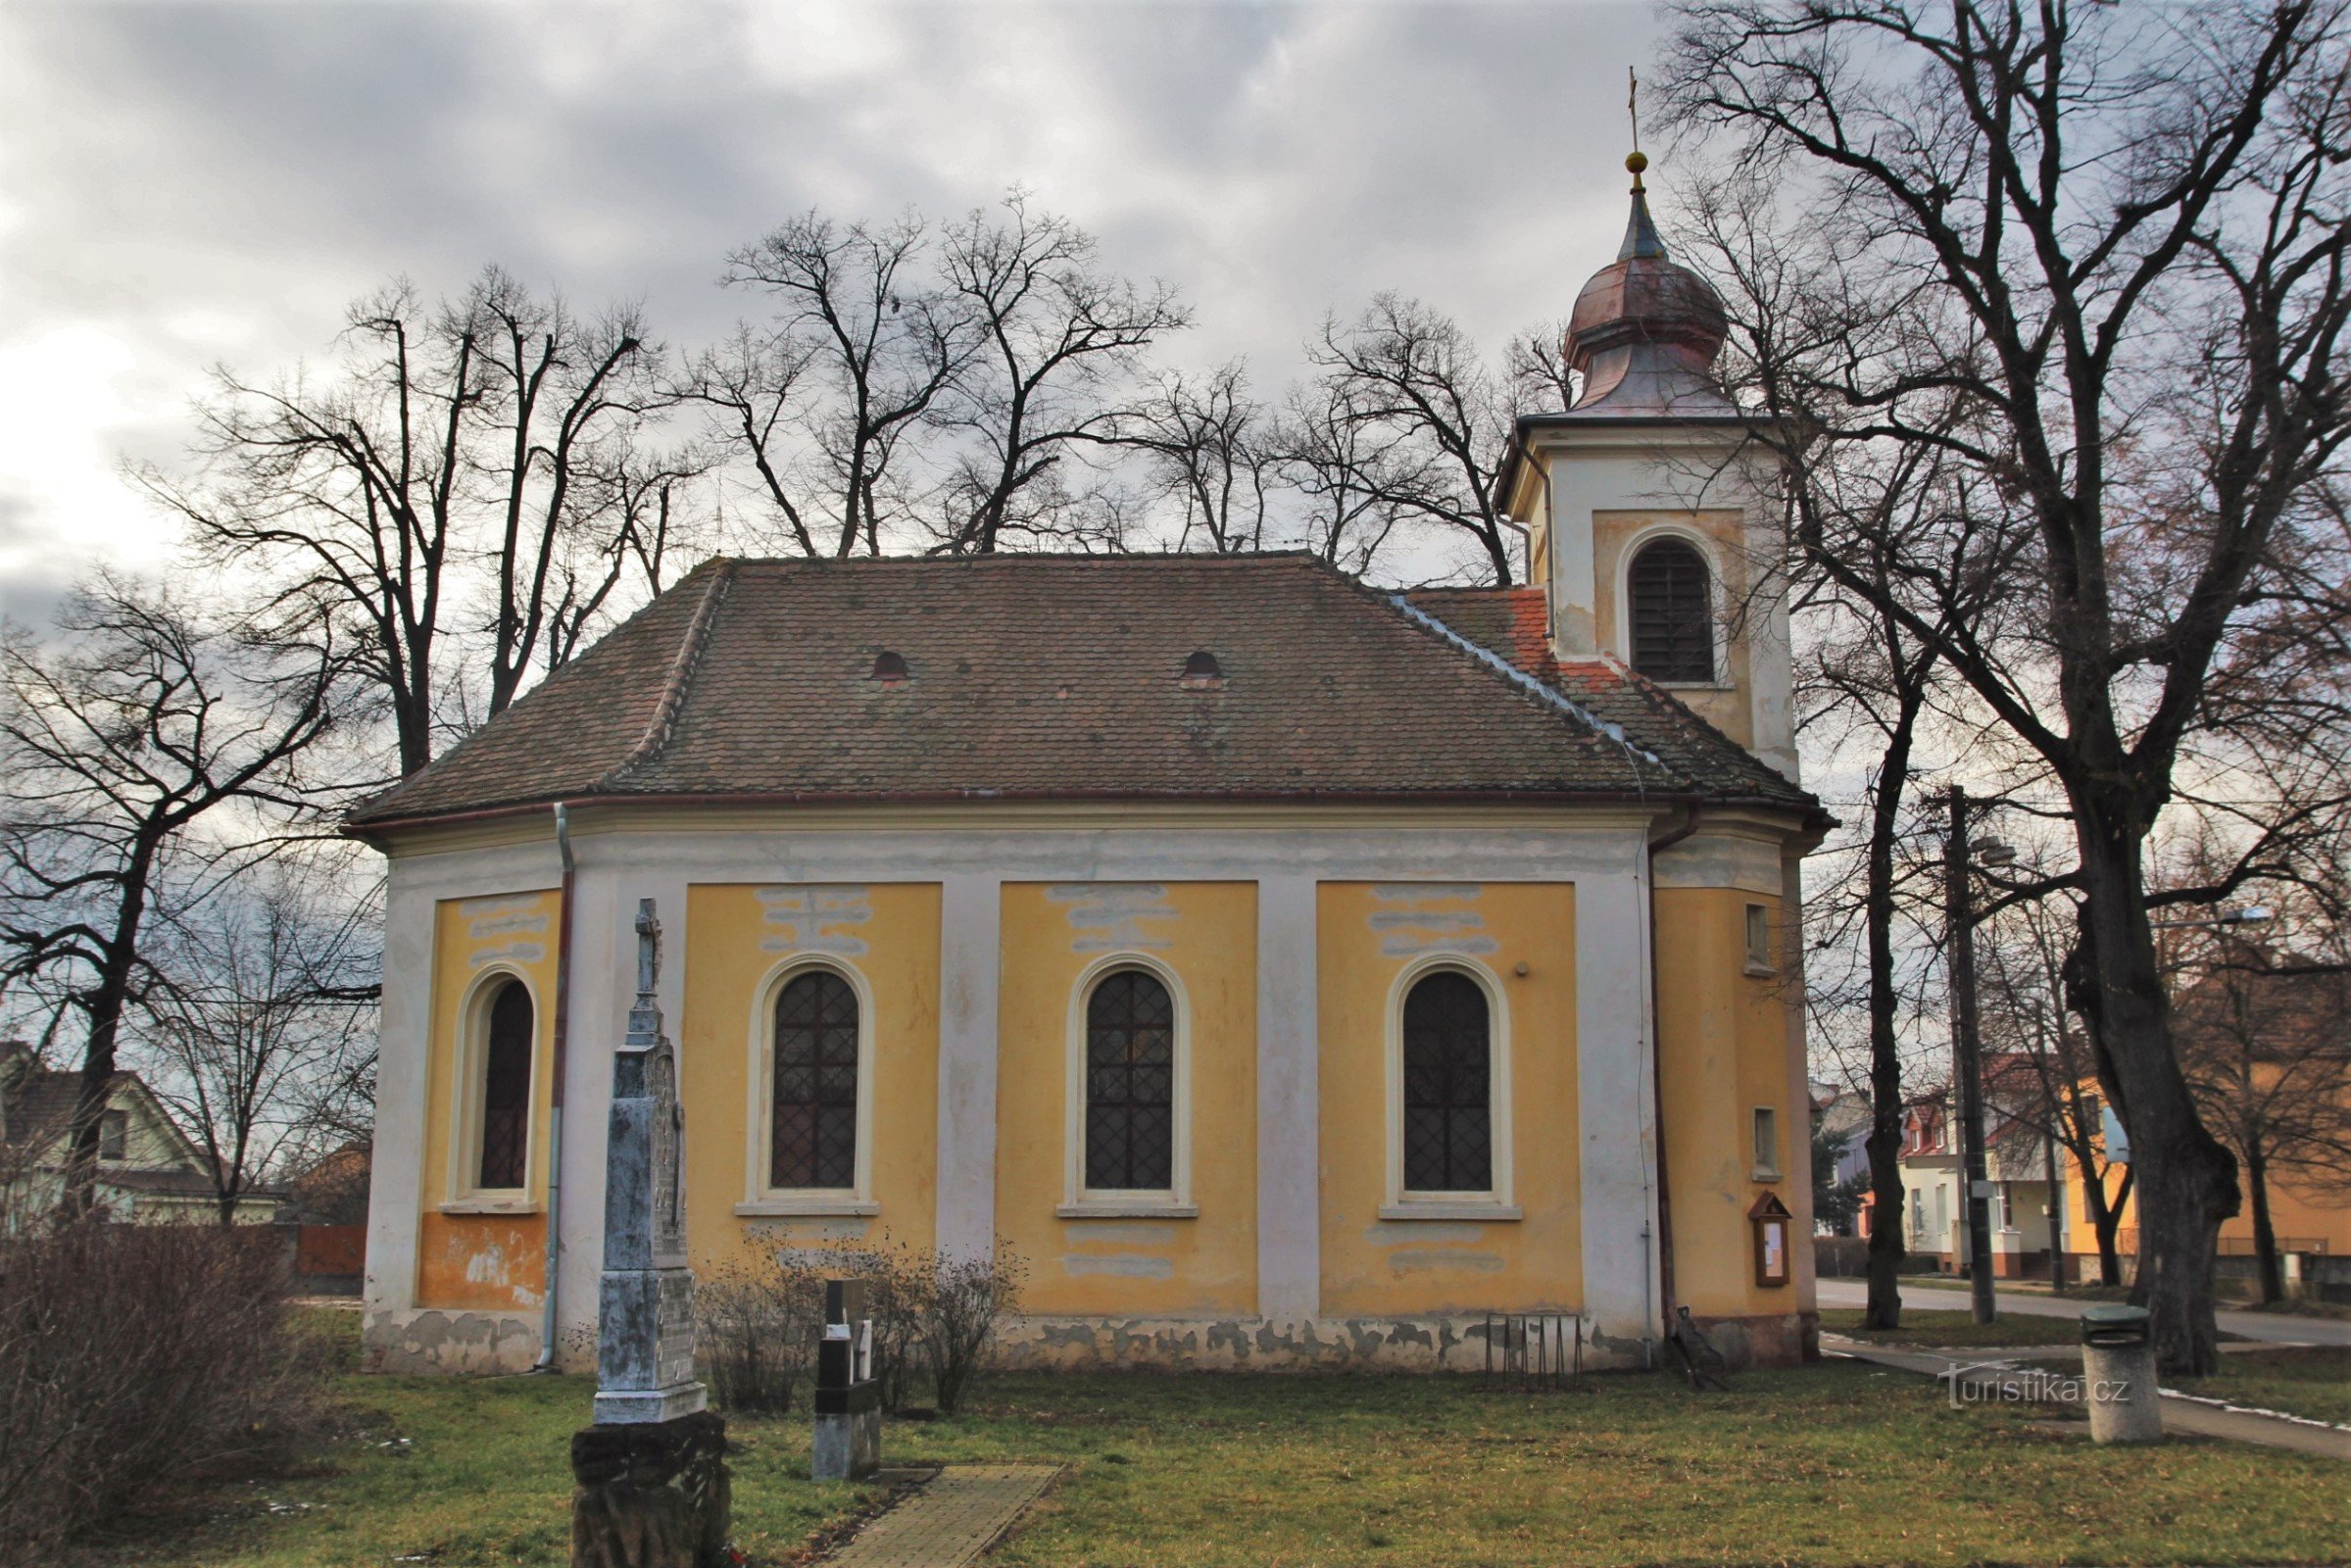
top-left (1944, 785), bottom-right (1997, 1324)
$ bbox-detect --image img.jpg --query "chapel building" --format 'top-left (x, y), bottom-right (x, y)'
top-left (351, 162), bottom-right (1828, 1374)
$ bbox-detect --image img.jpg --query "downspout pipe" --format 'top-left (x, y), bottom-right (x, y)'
top-left (532, 801), bottom-right (576, 1372)
top-left (1643, 803), bottom-right (1703, 1365)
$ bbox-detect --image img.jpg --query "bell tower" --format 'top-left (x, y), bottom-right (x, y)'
top-left (1496, 151), bottom-right (1796, 781)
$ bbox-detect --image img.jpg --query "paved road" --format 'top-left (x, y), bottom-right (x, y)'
top-left (1815, 1277), bottom-right (2351, 1347)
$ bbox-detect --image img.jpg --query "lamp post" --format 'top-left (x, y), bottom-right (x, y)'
top-left (1943, 786), bottom-right (2000, 1325)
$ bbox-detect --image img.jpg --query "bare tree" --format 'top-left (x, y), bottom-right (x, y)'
top-left (1305, 294), bottom-right (1523, 583)
top-left (1114, 363), bottom-right (1274, 554)
top-left (141, 858), bottom-right (378, 1225)
top-left (933, 193), bottom-right (1192, 554)
top-left (1263, 378), bottom-right (1410, 575)
top-left (1666, 0), bottom-right (2351, 1372)
top-left (696, 213), bottom-right (966, 557)
top-left (144, 270), bottom-right (694, 775)
top-left (0, 579), bottom-right (342, 1213)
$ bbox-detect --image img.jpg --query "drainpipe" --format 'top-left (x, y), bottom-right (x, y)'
top-left (1643, 803), bottom-right (1703, 1366)
top-left (532, 801), bottom-right (576, 1373)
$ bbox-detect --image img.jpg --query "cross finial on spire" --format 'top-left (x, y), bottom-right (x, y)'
top-left (1628, 67), bottom-right (1649, 192)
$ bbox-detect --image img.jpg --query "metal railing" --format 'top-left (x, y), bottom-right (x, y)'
top-left (1482, 1312), bottom-right (1582, 1391)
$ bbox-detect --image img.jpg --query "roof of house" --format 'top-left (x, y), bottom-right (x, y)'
top-left (347, 554), bottom-right (1819, 830)
top-left (0, 1043), bottom-right (221, 1182)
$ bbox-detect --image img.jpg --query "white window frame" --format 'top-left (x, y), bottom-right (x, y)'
top-left (738, 956), bottom-right (879, 1217)
top-left (1382, 953), bottom-right (1518, 1221)
top-left (1060, 952), bottom-right (1196, 1219)
top-left (1615, 521), bottom-right (1732, 690)
top-left (443, 965), bottom-right (542, 1213)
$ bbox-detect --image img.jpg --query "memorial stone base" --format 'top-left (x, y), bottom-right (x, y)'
top-left (812, 1380), bottom-right (881, 1482)
top-left (569, 1411), bottom-right (732, 1568)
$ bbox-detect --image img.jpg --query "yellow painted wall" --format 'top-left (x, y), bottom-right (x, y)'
top-left (2063, 1146), bottom-right (2351, 1257)
top-left (1592, 509), bottom-right (1752, 745)
top-left (416, 891), bottom-right (561, 1310)
top-left (678, 884), bottom-right (942, 1269)
top-left (1317, 882), bottom-right (1582, 1315)
top-left (996, 882), bottom-right (1259, 1316)
top-left (1654, 885), bottom-right (1795, 1318)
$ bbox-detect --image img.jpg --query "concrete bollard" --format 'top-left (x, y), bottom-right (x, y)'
top-left (2080, 1304), bottom-right (2163, 1444)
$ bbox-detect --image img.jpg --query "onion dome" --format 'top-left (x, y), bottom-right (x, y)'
top-left (1563, 153), bottom-right (1736, 416)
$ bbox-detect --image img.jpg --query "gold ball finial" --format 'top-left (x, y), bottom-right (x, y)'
top-left (1626, 150), bottom-right (1649, 175)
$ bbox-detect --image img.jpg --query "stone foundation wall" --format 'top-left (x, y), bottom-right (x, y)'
top-left (364, 1307), bottom-right (548, 1374)
top-left (364, 1305), bottom-right (1817, 1375)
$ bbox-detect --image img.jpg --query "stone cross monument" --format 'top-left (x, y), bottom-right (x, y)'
top-left (570, 899), bottom-right (730, 1568)
top-left (594, 899), bottom-right (705, 1424)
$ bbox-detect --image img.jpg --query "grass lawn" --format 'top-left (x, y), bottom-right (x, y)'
top-left (1818, 1307), bottom-right (2088, 1348)
top-left (2171, 1348), bottom-right (2351, 1428)
top-left (104, 1314), bottom-right (2351, 1568)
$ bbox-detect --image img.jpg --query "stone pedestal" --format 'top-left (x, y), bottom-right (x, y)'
top-left (812, 1278), bottom-right (880, 1482)
top-left (572, 902), bottom-right (729, 1566)
top-left (569, 1412), bottom-right (732, 1568)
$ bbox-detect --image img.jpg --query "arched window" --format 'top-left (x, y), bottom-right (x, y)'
top-left (1628, 538), bottom-right (1714, 682)
top-left (477, 978), bottom-right (534, 1191)
top-left (771, 970), bottom-right (860, 1189)
top-left (1401, 971), bottom-right (1492, 1194)
top-left (1084, 969), bottom-right (1175, 1192)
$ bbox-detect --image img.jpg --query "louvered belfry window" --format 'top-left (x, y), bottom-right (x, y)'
top-left (1402, 971), bottom-right (1493, 1193)
top-left (1085, 969), bottom-right (1176, 1192)
top-left (771, 970), bottom-right (860, 1189)
top-left (477, 979), bottom-right (534, 1190)
top-left (1628, 538), bottom-right (1715, 682)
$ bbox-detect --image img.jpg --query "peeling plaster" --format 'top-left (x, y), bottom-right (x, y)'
top-left (1062, 1223), bottom-right (1181, 1245)
top-left (1061, 1253), bottom-right (1176, 1279)
top-left (462, 895), bottom-right (550, 970)
top-left (1365, 1222), bottom-right (1485, 1245)
top-left (1386, 1248), bottom-right (1507, 1275)
top-left (1368, 885), bottom-right (1498, 957)
top-left (994, 1313), bottom-right (1660, 1372)
top-left (757, 884), bottom-right (872, 956)
top-left (1050, 883), bottom-right (1177, 952)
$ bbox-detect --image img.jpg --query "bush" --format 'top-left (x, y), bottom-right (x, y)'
top-left (695, 1254), bottom-right (823, 1413)
top-left (0, 1219), bottom-right (323, 1563)
top-left (922, 1246), bottom-right (1027, 1415)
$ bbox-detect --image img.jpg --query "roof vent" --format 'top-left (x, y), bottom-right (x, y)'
top-left (1180, 650), bottom-right (1224, 690)
top-left (870, 650), bottom-right (910, 687)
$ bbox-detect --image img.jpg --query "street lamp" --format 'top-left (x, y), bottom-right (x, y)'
top-left (1942, 787), bottom-right (2004, 1325)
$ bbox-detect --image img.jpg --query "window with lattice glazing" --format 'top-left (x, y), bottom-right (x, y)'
top-left (477, 979), bottom-right (533, 1190)
top-left (771, 970), bottom-right (859, 1189)
top-left (1628, 538), bottom-right (1714, 682)
top-left (1402, 971), bottom-right (1492, 1193)
top-left (1085, 969), bottom-right (1175, 1192)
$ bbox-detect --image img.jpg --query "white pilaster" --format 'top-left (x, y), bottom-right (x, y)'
top-left (363, 869), bottom-right (437, 1319)
top-left (1575, 845), bottom-right (1662, 1350)
top-left (1254, 875), bottom-right (1320, 1319)
top-left (935, 873), bottom-right (1004, 1260)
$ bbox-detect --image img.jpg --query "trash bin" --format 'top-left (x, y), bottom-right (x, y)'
top-left (2080, 1304), bottom-right (2163, 1444)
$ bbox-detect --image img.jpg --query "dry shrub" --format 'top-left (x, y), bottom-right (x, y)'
top-left (695, 1253), bottom-right (823, 1413)
top-left (0, 1218), bottom-right (323, 1563)
top-left (922, 1245), bottom-right (1026, 1415)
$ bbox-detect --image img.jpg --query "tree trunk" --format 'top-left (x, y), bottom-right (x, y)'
top-left (1861, 698), bottom-right (1920, 1329)
top-left (2246, 1143), bottom-right (2282, 1306)
top-left (2090, 1163), bottom-right (2131, 1288)
top-left (2075, 820), bottom-right (2238, 1375)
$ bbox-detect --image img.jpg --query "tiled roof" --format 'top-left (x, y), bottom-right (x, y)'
top-left (1399, 586), bottom-right (1811, 809)
top-left (348, 555), bottom-right (1818, 828)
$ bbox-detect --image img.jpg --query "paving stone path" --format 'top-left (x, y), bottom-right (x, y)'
top-left (828, 1463), bottom-right (1062, 1568)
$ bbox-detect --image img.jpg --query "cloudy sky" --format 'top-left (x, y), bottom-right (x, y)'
top-left (0, 0), bottom-right (1662, 615)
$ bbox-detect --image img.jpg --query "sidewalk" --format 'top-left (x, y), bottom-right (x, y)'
top-left (1815, 1277), bottom-right (2351, 1348)
top-left (826, 1463), bottom-right (1062, 1568)
top-left (1822, 1336), bottom-right (2351, 1461)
